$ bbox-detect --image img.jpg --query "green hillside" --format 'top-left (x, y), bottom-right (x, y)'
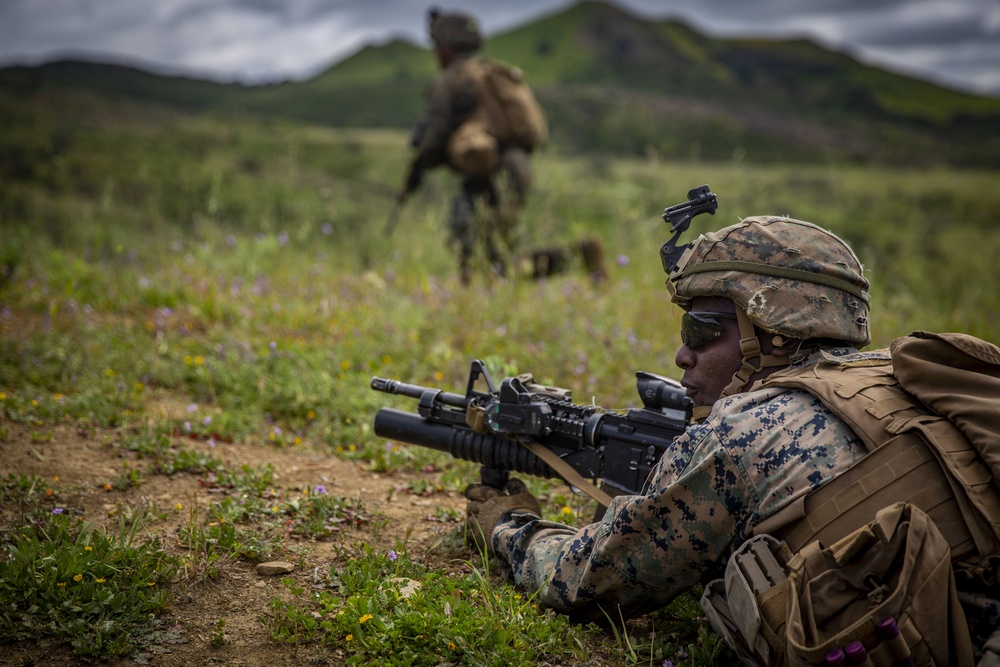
top-left (1, 0), bottom-right (999, 166)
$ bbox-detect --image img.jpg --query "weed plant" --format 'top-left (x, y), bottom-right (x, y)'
top-left (0, 503), bottom-right (179, 660)
top-left (265, 544), bottom-right (596, 666)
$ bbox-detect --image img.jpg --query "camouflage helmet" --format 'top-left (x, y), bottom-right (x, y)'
top-left (428, 7), bottom-right (483, 51)
top-left (668, 216), bottom-right (871, 346)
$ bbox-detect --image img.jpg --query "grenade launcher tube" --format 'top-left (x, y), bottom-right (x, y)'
top-left (374, 408), bottom-right (559, 479)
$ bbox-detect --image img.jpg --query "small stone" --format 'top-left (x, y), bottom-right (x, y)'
top-left (255, 561), bottom-right (295, 576)
top-left (389, 577), bottom-right (422, 599)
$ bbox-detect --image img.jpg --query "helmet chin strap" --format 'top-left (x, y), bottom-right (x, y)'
top-left (720, 310), bottom-right (792, 397)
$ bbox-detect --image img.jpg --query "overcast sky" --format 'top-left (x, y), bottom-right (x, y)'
top-left (1, 0), bottom-right (998, 97)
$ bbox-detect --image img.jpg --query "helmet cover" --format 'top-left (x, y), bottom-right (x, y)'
top-left (428, 8), bottom-right (483, 51)
top-left (668, 216), bottom-right (870, 346)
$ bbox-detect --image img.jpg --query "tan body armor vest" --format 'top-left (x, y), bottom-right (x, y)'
top-left (757, 350), bottom-right (1000, 583)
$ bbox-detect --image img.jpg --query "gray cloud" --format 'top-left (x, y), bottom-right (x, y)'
top-left (0, 0), bottom-right (997, 95)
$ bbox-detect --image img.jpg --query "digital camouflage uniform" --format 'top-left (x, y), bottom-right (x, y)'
top-left (492, 347), bottom-right (878, 620)
top-left (408, 10), bottom-right (533, 284)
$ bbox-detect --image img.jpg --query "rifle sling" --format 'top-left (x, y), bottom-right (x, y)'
top-left (520, 441), bottom-right (616, 507)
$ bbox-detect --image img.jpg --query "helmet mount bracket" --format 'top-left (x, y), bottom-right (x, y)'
top-left (660, 185), bottom-right (718, 275)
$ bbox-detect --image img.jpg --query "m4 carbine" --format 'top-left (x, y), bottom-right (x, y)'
top-left (370, 360), bottom-right (692, 506)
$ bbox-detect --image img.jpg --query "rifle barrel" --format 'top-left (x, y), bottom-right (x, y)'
top-left (371, 377), bottom-right (467, 408)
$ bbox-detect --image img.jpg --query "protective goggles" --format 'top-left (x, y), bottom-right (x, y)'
top-left (680, 311), bottom-right (738, 349)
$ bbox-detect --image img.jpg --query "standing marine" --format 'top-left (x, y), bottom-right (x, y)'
top-left (397, 7), bottom-right (545, 285)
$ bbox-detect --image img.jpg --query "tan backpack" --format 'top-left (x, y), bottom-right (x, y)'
top-left (701, 331), bottom-right (1000, 667)
top-left (447, 57), bottom-right (548, 174)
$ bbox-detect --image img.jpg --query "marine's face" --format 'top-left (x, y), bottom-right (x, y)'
top-left (674, 296), bottom-right (744, 408)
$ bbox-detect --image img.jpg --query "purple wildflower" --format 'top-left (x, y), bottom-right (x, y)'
top-left (388, 550), bottom-right (398, 562)
top-left (52, 508), bottom-right (64, 514)
top-left (315, 485), bottom-right (326, 495)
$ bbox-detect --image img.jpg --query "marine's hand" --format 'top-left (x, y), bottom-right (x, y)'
top-left (464, 478), bottom-right (541, 553)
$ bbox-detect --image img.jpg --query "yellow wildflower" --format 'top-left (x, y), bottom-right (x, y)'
top-left (183, 356), bottom-right (193, 365)
top-left (32, 399), bottom-right (38, 406)
top-left (96, 578), bottom-right (106, 583)
top-left (104, 369), bottom-right (115, 377)
top-left (434, 371), bottom-right (444, 382)
top-left (561, 506), bottom-right (574, 516)
top-left (85, 545), bottom-right (93, 552)
top-left (307, 410), bottom-right (316, 420)
top-left (346, 634), bottom-right (353, 642)
top-left (57, 582), bottom-right (66, 587)
top-left (359, 614), bottom-right (373, 624)
top-left (195, 356), bottom-right (204, 366)
top-left (448, 642), bottom-right (457, 650)
top-left (73, 574), bottom-right (83, 582)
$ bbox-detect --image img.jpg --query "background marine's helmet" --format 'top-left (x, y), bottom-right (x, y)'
top-left (668, 216), bottom-right (871, 347)
top-left (428, 8), bottom-right (483, 51)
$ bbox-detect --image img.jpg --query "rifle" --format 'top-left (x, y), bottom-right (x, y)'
top-left (371, 360), bottom-right (692, 506)
top-left (383, 197), bottom-right (404, 236)
top-left (384, 161), bottom-right (423, 236)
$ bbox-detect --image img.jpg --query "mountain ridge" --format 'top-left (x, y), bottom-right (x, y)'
top-left (2, 0), bottom-right (998, 166)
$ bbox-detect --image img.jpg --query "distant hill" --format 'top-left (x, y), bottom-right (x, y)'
top-left (2, 0), bottom-right (999, 167)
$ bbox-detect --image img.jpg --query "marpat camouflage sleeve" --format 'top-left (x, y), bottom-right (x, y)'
top-left (491, 384), bottom-right (868, 619)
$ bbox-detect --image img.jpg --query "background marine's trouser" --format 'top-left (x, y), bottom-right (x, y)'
top-left (448, 147), bottom-right (532, 285)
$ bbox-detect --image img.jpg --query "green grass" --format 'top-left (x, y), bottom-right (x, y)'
top-left (0, 491), bottom-right (180, 661)
top-left (1, 90), bottom-right (998, 664)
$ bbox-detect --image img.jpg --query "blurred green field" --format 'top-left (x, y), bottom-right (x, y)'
top-left (1, 98), bottom-right (999, 663)
top-left (3, 100), bottom-right (998, 423)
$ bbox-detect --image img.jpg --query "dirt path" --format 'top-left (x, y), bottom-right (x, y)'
top-left (0, 419), bottom-right (468, 666)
